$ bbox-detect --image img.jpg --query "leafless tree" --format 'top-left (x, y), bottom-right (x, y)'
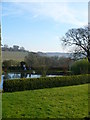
top-left (61, 26), bottom-right (90, 62)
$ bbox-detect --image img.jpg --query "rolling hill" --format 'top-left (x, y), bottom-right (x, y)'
top-left (2, 50), bottom-right (72, 62)
top-left (2, 51), bottom-right (28, 62)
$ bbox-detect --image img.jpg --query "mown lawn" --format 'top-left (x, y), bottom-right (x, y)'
top-left (2, 84), bottom-right (88, 118)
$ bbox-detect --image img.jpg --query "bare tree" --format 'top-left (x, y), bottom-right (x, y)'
top-left (61, 26), bottom-right (90, 62)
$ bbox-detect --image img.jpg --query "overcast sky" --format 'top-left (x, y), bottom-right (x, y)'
top-left (1, 1), bottom-right (88, 52)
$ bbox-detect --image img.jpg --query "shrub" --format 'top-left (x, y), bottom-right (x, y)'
top-left (3, 74), bottom-right (90, 92)
top-left (71, 59), bottom-right (90, 75)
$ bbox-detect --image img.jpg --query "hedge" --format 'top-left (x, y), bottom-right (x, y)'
top-left (3, 74), bottom-right (90, 92)
top-left (71, 59), bottom-right (90, 75)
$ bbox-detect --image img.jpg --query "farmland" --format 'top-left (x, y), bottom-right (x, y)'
top-left (2, 51), bottom-right (28, 62)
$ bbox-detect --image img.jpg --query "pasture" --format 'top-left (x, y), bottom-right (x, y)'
top-left (2, 51), bottom-right (28, 62)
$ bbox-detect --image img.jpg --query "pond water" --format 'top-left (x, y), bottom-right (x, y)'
top-left (0, 73), bottom-right (62, 89)
top-left (0, 73), bottom-right (41, 89)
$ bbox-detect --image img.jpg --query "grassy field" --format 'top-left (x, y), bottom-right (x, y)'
top-left (2, 51), bottom-right (28, 62)
top-left (2, 84), bottom-right (88, 118)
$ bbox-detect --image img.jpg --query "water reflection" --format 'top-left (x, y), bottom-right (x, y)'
top-left (3, 72), bottom-right (32, 80)
top-left (3, 73), bottom-right (60, 80)
top-left (12, 74), bottom-right (21, 79)
top-left (3, 73), bottom-right (11, 80)
top-left (0, 73), bottom-right (41, 89)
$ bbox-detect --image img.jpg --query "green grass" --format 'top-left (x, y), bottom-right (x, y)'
top-left (2, 84), bottom-right (89, 118)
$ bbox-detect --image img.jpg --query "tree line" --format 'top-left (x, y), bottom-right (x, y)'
top-left (2, 52), bottom-right (74, 76)
top-left (2, 44), bottom-right (28, 52)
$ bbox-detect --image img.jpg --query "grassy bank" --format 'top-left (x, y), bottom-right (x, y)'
top-left (2, 84), bottom-right (88, 118)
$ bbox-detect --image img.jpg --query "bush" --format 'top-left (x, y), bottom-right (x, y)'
top-left (71, 59), bottom-right (90, 75)
top-left (3, 74), bottom-right (90, 92)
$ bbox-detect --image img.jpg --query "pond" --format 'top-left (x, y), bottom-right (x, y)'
top-left (0, 73), bottom-right (62, 89)
top-left (0, 73), bottom-right (40, 89)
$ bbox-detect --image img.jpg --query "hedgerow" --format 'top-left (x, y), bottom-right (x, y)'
top-left (3, 74), bottom-right (90, 92)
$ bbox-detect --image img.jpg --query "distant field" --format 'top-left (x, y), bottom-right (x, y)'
top-left (2, 51), bottom-right (28, 62)
top-left (2, 84), bottom-right (88, 118)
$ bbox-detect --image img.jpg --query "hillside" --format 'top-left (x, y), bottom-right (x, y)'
top-left (37, 52), bottom-right (72, 58)
top-left (2, 50), bottom-right (73, 62)
top-left (2, 51), bottom-right (28, 62)
top-left (46, 52), bottom-right (72, 57)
